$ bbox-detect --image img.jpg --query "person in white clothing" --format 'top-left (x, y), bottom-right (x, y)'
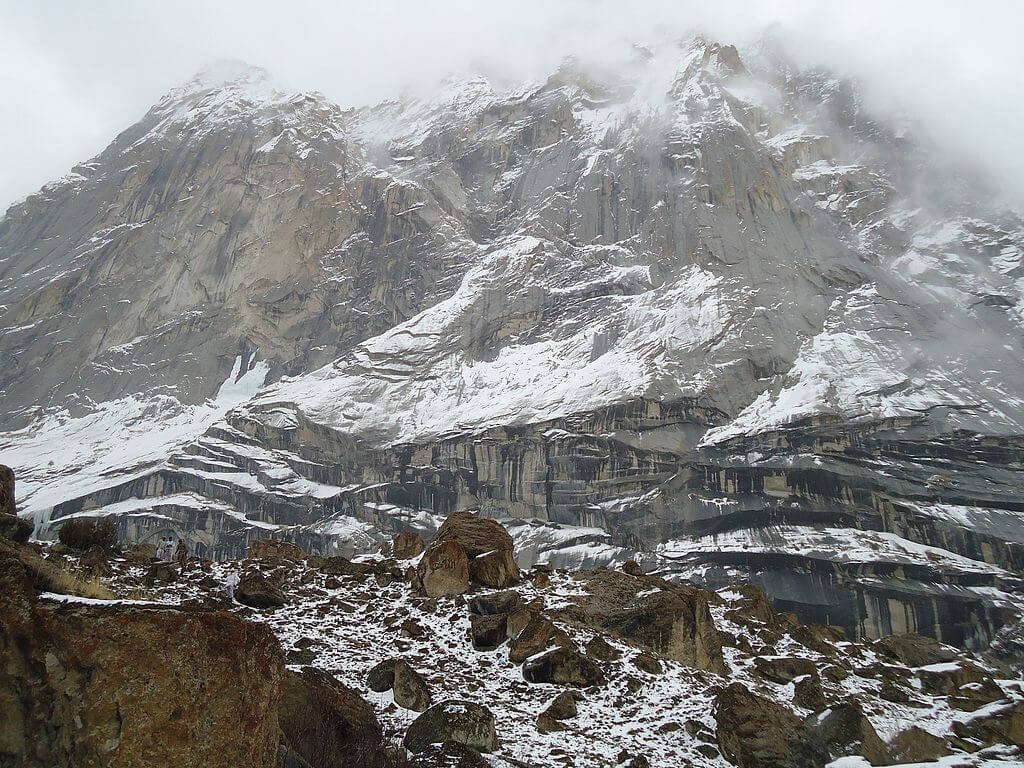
top-left (225, 570), bottom-right (240, 602)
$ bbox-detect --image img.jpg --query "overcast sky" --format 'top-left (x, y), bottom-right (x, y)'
top-left (2, 1), bottom-right (1023, 210)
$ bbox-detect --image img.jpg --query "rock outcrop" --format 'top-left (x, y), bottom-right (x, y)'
top-left (279, 667), bottom-right (384, 768)
top-left (403, 700), bottom-right (499, 754)
top-left (714, 683), bottom-right (827, 768)
top-left (0, 539), bottom-right (285, 768)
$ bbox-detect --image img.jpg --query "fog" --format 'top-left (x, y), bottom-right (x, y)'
top-left (2, 0), bottom-right (1023, 210)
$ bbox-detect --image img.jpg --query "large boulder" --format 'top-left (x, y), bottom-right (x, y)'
top-left (873, 633), bottom-right (957, 667)
top-left (404, 700), bottom-right (499, 754)
top-left (952, 700), bottom-right (1024, 748)
top-left (508, 614), bottom-right (572, 664)
top-left (279, 667), bottom-right (384, 768)
top-left (394, 662), bottom-right (432, 712)
top-left (432, 511), bottom-right (513, 558)
top-left (578, 570), bottom-right (725, 674)
top-left (714, 683), bottom-right (827, 768)
top-left (248, 538), bottom-right (308, 563)
top-left (418, 512), bottom-right (518, 593)
top-left (392, 530), bottom-right (426, 560)
top-left (418, 540), bottom-right (470, 598)
top-left (812, 701), bottom-right (890, 766)
top-left (0, 465), bottom-right (14, 516)
top-left (0, 467), bottom-right (30, 544)
top-left (470, 614), bottom-right (508, 651)
top-left (407, 741), bottom-right (490, 768)
top-left (1, 541), bottom-right (285, 768)
top-left (752, 657), bottom-right (818, 684)
top-left (522, 647), bottom-right (605, 687)
top-left (469, 548), bottom-right (519, 589)
top-left (468, 590), bottom-right (522, 617)
top-left (236, 569), bottom-right (286, 609)
top-left (888, 727), bottom-right (951, 763)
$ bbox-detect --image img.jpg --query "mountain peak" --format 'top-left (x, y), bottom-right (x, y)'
top-left (186, 59), bottom-right (274, 92)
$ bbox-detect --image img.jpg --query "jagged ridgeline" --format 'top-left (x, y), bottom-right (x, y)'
top-left (1, 40), bottom-right (1022, 649)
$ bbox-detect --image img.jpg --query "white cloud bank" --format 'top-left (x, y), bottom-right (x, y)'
top-left (1, 0), bottom-right (1022, 209)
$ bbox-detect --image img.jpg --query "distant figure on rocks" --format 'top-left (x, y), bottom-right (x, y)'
top-left (175, 539), bottom-right (188, 567)
top-left (155, 541), bottom-right (166, 561)
top-left (163, 537), bottom-right (175, 562)
top-left (225, 569), bottom-right (240, 602)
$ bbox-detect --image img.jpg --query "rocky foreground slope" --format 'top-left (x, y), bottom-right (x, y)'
top-left (4, 508), bottom-right (1022, 768)
top-left (1, 39), bottom-right (1023, 651)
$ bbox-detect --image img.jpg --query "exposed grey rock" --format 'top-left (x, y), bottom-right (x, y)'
top-left (3, 40), bottom-right (1024, 652)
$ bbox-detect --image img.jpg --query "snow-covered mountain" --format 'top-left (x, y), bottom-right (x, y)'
top-left (2, 38), bottom-right (1023, 649)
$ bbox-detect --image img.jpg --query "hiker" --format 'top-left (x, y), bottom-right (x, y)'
top-left (163, 537), bottom-right (175, 562)
top-left (175, 539), bottom-right (188, 567)
top-left (225, 570), bottom-right (240, 602)
top-left (155, 541), bottom-right (165, 561)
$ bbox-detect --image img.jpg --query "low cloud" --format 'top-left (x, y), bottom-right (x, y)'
top-left (1, 0), bottom-right (1022, 209)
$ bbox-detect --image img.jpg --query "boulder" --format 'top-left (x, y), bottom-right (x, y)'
top-left (723, 583), bottom-right (775, 625)
top-left (394, 662), bottom-right (432, 712)
top-left (470, 614), bottom-right (508, 651)
top-left (543, 691), bottom-right (579, 720)
top-left (579, 571), bottom-right (725, 674)
top-left (392, 530), bottom-right (426, 559)
top-left (279, 667), bottom-right (384, 768)
top-left (523, 647), bottom-right (605, 687)
top-left (470, 548), bottom-right (520, 588)
top-left (0, 512), bottom-right (31, 544)
top-left (508, 614), bottom-right (572, 664)
top-left (951, 700), bottom-right (1024, 748)
top-left (0, 468), bottom-right (30, 544)
top-left (319, 556), bottom-right (374, 577)
top-left (404, 700), bottom-right (499, 754)
top-left (0, 465), bottom-right (14, 516)
top-left (125, 542), bottom-right (156, 565)
top-left (752, 657), bottom-right (818, 684)
top-left (145, 561), bottom-right (179, 584)
top-left (468, 590), bottom-right (522, 617)
top-left (248, 538), bottom-right (308, 562)
top-left (236, 569), bottom-right (286, 609)
top-left (873, 633), bottom-right (957, 667)
top-left (407, 741), bottom-right (490, 768)
top-left (536, 713), bottom-right (566, 734)
top-left (585, 635), bottom-right (622, 661)
top-left (1, 543), bottom-right (285, 768)
top-left (714, 683), bottom-right (827, 768)
top-left (792, 674), bottom-right (827, 712)
top-left (80, 545), bottom-right (112, 577)
top-left (367, 659), bottom-right (399, 692)
top-left (888, 727), bottom-right (951, 762)
top-left (812, 701), bottom-right (890, 766)
top-left (418, 540), bottom-right (470, 598)
top-left (432, 511), bottom-right (513, 558)
top-left (916, 662), bottom-right (1004, 709)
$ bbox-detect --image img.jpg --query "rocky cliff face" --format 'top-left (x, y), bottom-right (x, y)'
top-left (1, 40), bottom-right (1022, 649)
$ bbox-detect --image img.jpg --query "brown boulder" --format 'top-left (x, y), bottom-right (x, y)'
top-left (319, 556), bottom-right (374, 577)
top-left (522, 646), bottom-right (604, 687)
top-left (873, 633), bottom-right (956, 667)
top-left (469, 548), bottom-right (519, 588)
top-left (418, 540), bottom-right (470, 598)
top-left (889, 727), bottom-right (951, 762)
top-left (468, 590), bottom-right (522, 617)
top-left (469, 614), bottom-right (508, 651)
top-left (236, 569), bottom-right (286, 609)
top-left (916, 662), bottom-right (1004, 709)
top-left (723, 583), bottom-right (775, 625)
top-left (0, 468), bottom-right (30, 544)
top-left (792, 674), bottom-right (827, 712)
top-left (0, 465), bottom-right (14, 516)
top-left (367, 659), bottom-right (399, 692)
top-left (394, 662), bottom-right (432, 712)
top-left (714, 683), bottom-right (827, 768)
top-left (145, 561), bottom-right (179, 584)
top-left (393, 530), bottom-right (426, 559)
top-left (813, 701), bottom-right (890, 766)
top-left (1, 555), bottom-right (284, 768)
top-left (951, 700), bottom-right (1024, 748)
top-left (279, 667), bottom-right (384, 768)
top-left (543, 691), bottom-right (579, 720)
top-left (752, 656), bottom-right (818, 684)
top-left (404, 700), bottom-right (499, 754)
top-left (585, 635), bottom-right (622, 661)
top-left (508, 614), bottom-right (572, 663)
top-left (248, 538), bottom-right (308, 562)
top-left (579, 571), bottom-right (725, 674)
top-left (432, 511), bottom-right (513, 558)
top-left (407, 741), bottom-right (490, 767)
